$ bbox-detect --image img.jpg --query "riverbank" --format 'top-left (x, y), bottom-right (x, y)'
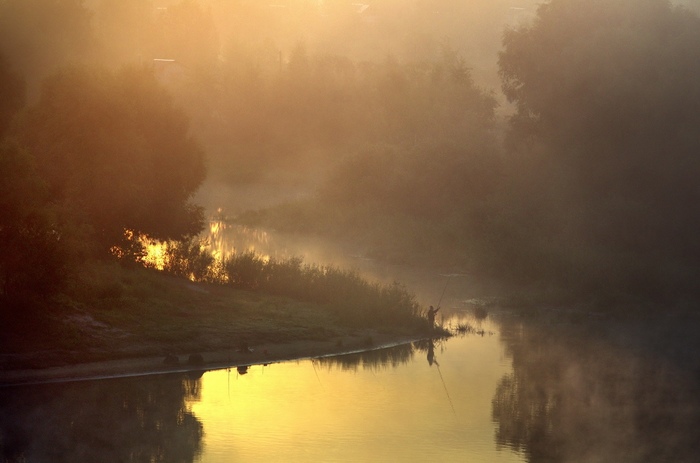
top-left (0, 330), bottom-right (425, 387)
top-left (0, 263), bottom-right (436, 386)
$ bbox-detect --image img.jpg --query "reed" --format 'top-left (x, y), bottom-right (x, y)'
top-left (220, 252), bottom-right (423, 329)
top-left (148, 242), bottom-right (424, 330)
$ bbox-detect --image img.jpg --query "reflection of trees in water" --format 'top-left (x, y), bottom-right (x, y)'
top-left (316, 343), bottom-right (416, 371)
top-left (492, 372), bottom-right (561, 462)
top-left (492, 316), bottom-right (700, 463)
top-left (316, 338), bottom-right (452, 371)
top-left (0, 374), bottom-right (203, 463)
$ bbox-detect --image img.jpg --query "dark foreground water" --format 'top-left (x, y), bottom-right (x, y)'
top-left (2, 309), bottom-right (699, 463)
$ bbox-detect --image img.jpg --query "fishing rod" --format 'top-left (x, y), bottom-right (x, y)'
top-left (437, 276), bottom-right (450, 309)
top-left (436, 273), bottom-right (468, 309)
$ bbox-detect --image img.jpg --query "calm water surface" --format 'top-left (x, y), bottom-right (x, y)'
top-left (188, 315), bottom-right (517, 462)
top-left (2, 311), bottom-right (700, 462)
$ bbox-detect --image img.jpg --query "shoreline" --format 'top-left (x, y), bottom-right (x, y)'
top-left (0, 331), bottom-right (427, 387)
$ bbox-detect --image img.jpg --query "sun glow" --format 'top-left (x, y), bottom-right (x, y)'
top-left (112, 214), bottom-right (274, 280)
top-left (142, 239), bottom-right (168, 270)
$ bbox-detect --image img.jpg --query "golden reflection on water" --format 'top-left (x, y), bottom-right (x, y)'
top-left (188, 318), bottom-right (524, 463)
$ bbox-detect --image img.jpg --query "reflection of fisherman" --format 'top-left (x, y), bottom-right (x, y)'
top-left (427, 340), bottom-right (435, 366)
top-left (427, 305), bottom-right (440, 327)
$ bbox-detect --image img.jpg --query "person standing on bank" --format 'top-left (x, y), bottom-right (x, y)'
top-left (427, 305), bottom-right (440, 327)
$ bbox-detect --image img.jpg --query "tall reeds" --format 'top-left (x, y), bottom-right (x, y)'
top-left (221, 251), bottom-right (422, 328)
top-left (148, 241), bottom-right (423, 329)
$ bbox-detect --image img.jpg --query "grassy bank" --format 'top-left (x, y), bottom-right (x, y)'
top-left (0, 259), bottom-right (435, 372)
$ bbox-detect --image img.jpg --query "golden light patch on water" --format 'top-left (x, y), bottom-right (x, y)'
top-left (188, 322), bottom-right (523, 463)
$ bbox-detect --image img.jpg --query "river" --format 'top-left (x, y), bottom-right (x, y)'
top-left (2, 309), bottom-right (699, 462)
top-left (2, 226), bottom-right (699, 462)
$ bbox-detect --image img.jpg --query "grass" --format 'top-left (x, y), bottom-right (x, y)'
top-left (157, 244), bottom-right (426, 330)
top-left (0, 258), bottom-right (432, 369)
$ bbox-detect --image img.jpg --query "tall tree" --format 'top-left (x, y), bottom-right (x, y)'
top-left (18, 64), bottom-right (207, 252)
top-left (498, 0), bottom-right (700, 296)
top-left (0, 141), bottom-right (67, 299)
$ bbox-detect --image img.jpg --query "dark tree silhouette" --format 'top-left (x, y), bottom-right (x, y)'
top-left (18, 64), bottom-right (206, 252)
top-left (497, 0), bottom-right (700, 298)
top-left (0, 140), bottom-right (67, 300)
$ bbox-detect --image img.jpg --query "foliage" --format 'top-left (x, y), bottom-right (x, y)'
top-left (0, 140), bottom-right (68, 301)
top-left (205, 46), bottom-right (500, 182)
top-left (496, 0), bottom-right (700, 297)
top-left (233, 48), bottom-right (506, 266)
top-left (161, 238), bottom-right (216, 282)
top-left (221, 252), bottom-right (423, 328)
top-left (237, 0), bottom-right (700, 304)
top-left (5, 0), bottom-right (700, 307)
top-left (17, 64), bottom-right (206, 252)
top-left (0, 51), bottom-right (75, 308)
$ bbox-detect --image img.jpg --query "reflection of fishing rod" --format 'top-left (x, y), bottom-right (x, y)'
top-left (311, 359), bottom-right (324, 388)
top-left (434, 358), bottom-right (456, 416)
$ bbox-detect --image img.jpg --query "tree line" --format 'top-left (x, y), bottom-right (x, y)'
top-left (248, 0), bottom-right (700, 305)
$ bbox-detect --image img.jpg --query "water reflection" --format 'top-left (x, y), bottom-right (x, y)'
top-left (492, 314), bottom-right (700, 463)
top-left (0, 374), bottom-right (203, 463)
top-left (5, 312), bottom-right (695, 462)
top-left (423, 339), bottom-right (437, 366)
top-left (315, 342), bottom-right (416, 371)
top-left (190, 317), bottom-right (518, 462)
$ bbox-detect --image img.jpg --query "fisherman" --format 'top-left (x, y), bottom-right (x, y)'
top-left (427, 305), bottom-right (440, 327)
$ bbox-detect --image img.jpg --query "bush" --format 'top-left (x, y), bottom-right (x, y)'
top-left (162, 238), bottom-right (215, 282)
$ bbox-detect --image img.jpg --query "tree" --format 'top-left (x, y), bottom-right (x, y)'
top-left (499, 0), bottom-right (700, 151)
top-left (0, 140), bottom-right (67, 300)
top-left (18, 64), bottom-right (207, 252)
top-left (497, 0), bottom-right (700, 297)
top-left (0, 58), bottom-right (70, 303)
